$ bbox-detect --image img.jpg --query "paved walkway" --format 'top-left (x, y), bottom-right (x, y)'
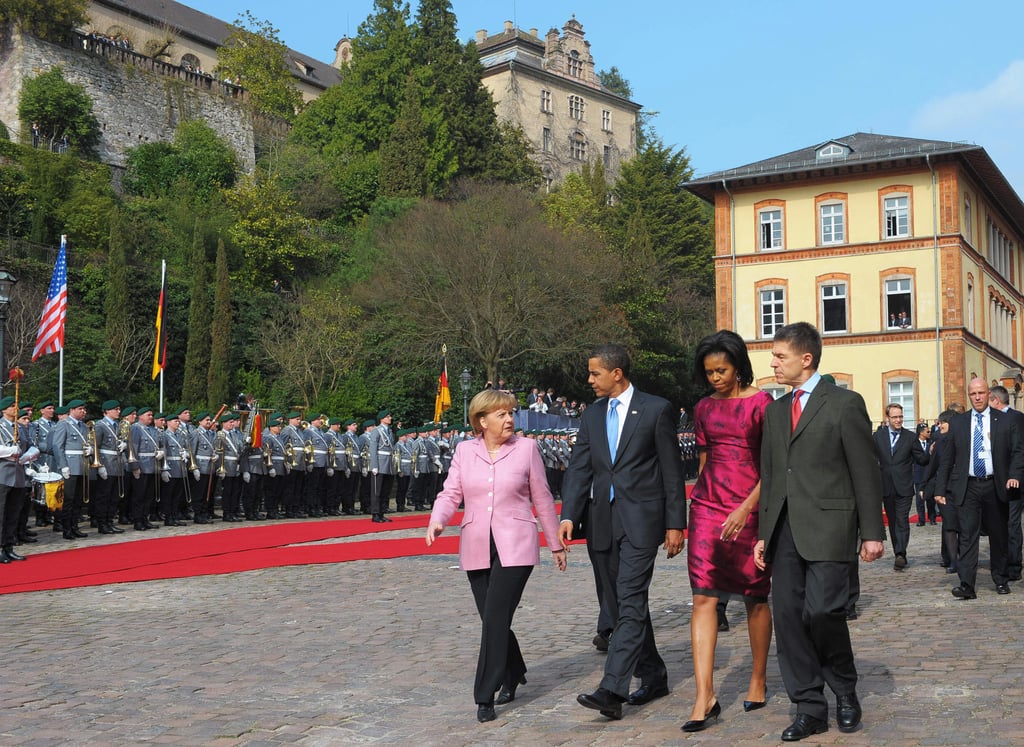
top-left (0, 515), bottom-right (1020, 746)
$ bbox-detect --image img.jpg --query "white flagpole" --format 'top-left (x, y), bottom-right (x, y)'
top-left (159, 369), bottom-right (164, 412)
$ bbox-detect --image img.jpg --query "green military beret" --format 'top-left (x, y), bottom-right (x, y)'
top-left (18, 408), bottom-right (30, 418)
top-left (165, 411), bottom-right (180, 422)
top-left (37, 400), bottom-right (54, 409)
top-left (268, 414), bottom-right (284, 426)
top-left (173, 407), bottom-right (189, 419)
top-left (287, 411), bottom-right (302, 420)
top-left (344, 418), bottom-right (357, 426)
top-left (136, 407), bottom-right (153, 416)
top-left (101, 399), bottom-right (120, 412)
top-left (0, 396), bottom-right (15, 409)
top-left (19, 400), bottom-right (30, 408)
top-left (219, 412), bottom-right (239, 423)
top-left (154, 412), bottom-right (166, 420)
top-left (377, 409), bottom-right (390, 420)
top-left (362, 419), bottom-right (375, 428)
top-left (121, 406), bottom-right (136, 416)
top-left (55, 405), bottom-right (69, 415)
top-left (66, 399), bottom-right (86, 409)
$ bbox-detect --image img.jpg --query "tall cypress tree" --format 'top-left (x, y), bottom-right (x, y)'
top-left (181, 221), bottom-right (211, 406)
top-left (206, 237), bottom-right (232, 409)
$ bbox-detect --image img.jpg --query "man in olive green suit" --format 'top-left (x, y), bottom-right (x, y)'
top-left (754, 322), bottom-right (885, 742)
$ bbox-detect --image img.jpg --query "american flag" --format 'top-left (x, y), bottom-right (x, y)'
top-left (31, 235), bottom-right (68, 361)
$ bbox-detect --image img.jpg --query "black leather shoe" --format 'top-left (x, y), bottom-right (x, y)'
top-left (951, 583), bottom-right (977, 599)
top-left (836, 692), bottom-right (861, 732)
top-left (996, 583), bottom-right (1011, 595)
top-left (194, 517), bottom-right (211, 524)
top-left (476, 703), bottom-right (496, 722)
top-left (682, 700), bottom-right (721, 732)
top-left (372, 515), bottom-right (386, 523)
top-left (577, 688), bottom-right (624, 719)
top-left (134, 522), bottom-right (148, 531)
top-left (781, 713), bottom-right (828, 741)
top-left (98, 525), bottom-right (115, 534)
top-left (717, 607), bottom-right (730, 631)
top-left (894, 553), bottom-right (907, 570)
top-left (496, 675), bottom-right (526, 705)
top-left (23, 528), bottom-right (37, 537)
top-left (72, 528), bottom-right (88, 538)
top-left (627, 682), bottom-right (669, 705)
top-left (18, 535), bottom-right (38, 543)
top-left (592, 632), bottom-right (609, 652)
top-left (2, 547), bottom-right (26, 561)
top-left (143, 522), bottom-right (160, 529)
top-left (108, 523), bottom-right (125, 534)
top-left (0, 553), bottom-right (9, 564)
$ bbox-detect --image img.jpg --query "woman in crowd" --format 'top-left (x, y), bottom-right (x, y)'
top-left (682, 330), bottom-right (774, 732)
top-left (426, 389), bottom-right (566, 723)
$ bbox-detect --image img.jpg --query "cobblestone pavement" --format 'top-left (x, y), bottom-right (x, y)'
top-left (1, 514), bottom-right (1021, 746)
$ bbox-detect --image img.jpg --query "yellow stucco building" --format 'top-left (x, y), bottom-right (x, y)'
top-left (685, 133), bottom-right (1024, 423)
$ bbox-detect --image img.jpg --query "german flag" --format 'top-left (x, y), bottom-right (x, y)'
top-left (151, 260), bottom-right (167, 380)
top-left (434, 348), bottom-right (451, 422)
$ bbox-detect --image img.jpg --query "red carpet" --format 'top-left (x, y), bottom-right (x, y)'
top-left (0, 512), bottom-right (568, 596)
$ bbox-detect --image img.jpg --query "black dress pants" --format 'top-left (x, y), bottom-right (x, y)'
top-left (467, 535), bottom-right (532, 706)
top-left (770, 514), bottom-right (857, 722)
top-left (957, 477), bottom-right (1010, 589)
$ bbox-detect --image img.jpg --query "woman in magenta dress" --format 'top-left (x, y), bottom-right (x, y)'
top-left (681, 330), bottom-right (774, 733)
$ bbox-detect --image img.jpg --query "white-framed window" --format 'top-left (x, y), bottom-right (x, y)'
top-left (967, 278), bottom-right (975, 332)
top-left (567, 50), bottom-right (583, 78)
top-left (817, 143), bottom-right (848, 160)
top-left (542, 127), bottom-right (552, 153)
top-left (887, 380), bottom-right (916, 423)
top-left (964, 195), bottom-right (972, 243)
top-left (763, 386), bottom-right (787, 400)
top-left (540, 89), bottom-right (552, 113)
top-left (568, 95), bottom-right (585, 120)
top-left (759, 209), bottom-right (783, 250)
top-left (821, 283), bottom-right (848, 333)
top-left (885, 277), bottom-right (913, 329)
top-left (571, 136), bottom-right (587, 161)
top-left (884, 195), bottom-right (909, 238)
top-left (820, 202), bottom-right (845, 244)
top-left (760, 287), bottom-right (786, 338)
top-left (601, 109), bottom-right (611, 131)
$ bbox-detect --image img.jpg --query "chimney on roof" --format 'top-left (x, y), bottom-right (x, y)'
top-left (504, 20), bottom-right (514, 33)
top-left (529, 28), bottom-right (538, 37)
top-left (476, 29), bottom-right (486, 43)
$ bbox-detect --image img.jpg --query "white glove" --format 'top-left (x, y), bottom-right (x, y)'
top-left (192, 469), bottom-right (201, 481)
top-left (284, 463), bottom-right (292, 474)
top-left (98, 466), bottom-right (108, 480)
top-left (24, 466), bottom-right (37, 477)
top-left (117, 440), bottom-right (127, 453)
top-left (82, 444), bottom-right (94, 456)
top-left (326, 468), bottom-right (334, 477)
top-left (242, 471), bottom-right (250, 483)
top-left (361, 468), bottom-right (368, 477)
top-left (132, 468), bottom-right (141, 479)
top-left (306, 464), bottom-right (314, 473)
top-left (155, 449), bottom-right (165, 460)
top-left (433, 458), bottom-right (442, 468)
top-left (269, 468), bottom-right (277, 478)
top-left (345, 469), bottom-right (351, 478)
top-left (160, 471), bottom-right (170, 483)
top-left (372, 468), bottom-right (378, 475)
top-left (61, 466), bottom-right (71, 479)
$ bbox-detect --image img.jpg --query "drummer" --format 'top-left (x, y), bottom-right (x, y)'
top-left (0, 396), bottom-right (29, 562)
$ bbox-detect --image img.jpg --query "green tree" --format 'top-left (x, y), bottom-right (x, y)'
top-left (123, 120), bottom-right (237, 201)
top-left (17, 66), bottom-right (99, 154)
top-left (216, 11), bottom-right (303, 121)
top-left (181, 221), bottom-right (212, 405)
top-left (598, 67), bottom-right (633, 99)
top-left (0, 163), bottom-right (32, 242)
top-left (1, 0), bottom-right (89, 44)
top-left (206, 238), bottom-right (232, 408)
top-left (103, 208), bottom-right (153, 393)
top-left (379, 75), bottom-right (429, 198)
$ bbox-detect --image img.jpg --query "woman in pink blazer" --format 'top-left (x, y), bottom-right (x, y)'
top-left (426, 389), bottom-right (566, 723)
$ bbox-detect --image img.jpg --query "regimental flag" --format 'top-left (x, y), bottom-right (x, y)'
top-left (250, 410), bottom-right (263, 449)
top-left (151, 259), bottom-right (167, 380)
top-left (31, 235), bottom-right (68, 361)
top-left (434, 346), bottom-right (452, 422)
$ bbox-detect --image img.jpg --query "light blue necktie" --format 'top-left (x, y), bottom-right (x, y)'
top-left (607, 398), bottom-right (619, 502)
top-left (973, 412), bottom-right (986, 477)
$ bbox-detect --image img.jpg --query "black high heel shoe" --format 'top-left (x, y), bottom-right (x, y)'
top-left (681, 700), bottom-right (721, 732)
top-left (744, 687), bottom-right (768, 712)
top-left (495, 674), bottom-right (527, 705)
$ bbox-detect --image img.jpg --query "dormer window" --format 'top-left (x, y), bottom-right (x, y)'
top-left (817, 143), bottom-right (849, 161)
top-left (567, 49), bottom-right (583, 78)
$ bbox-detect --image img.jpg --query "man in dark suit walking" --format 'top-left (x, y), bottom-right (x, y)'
top-left (755, 322), bottom-right (884, 741)
top-left (933, 377), bottom-right (1023, 598)
top-left (558, 344), bottom-right (686, 720)
top-left (873, 403), bottom-right (929, 570)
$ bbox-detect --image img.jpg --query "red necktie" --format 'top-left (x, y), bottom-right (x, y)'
top-left (791, 389), bottom-right (804, 433)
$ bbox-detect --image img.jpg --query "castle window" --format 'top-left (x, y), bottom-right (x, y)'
top-left (568, 95), bottom-right (585, 121)
top-left (820, 282), bottom-right (848, 334)
top-left (884, 277), bottom-right (913, 329)
top-left (601, 109), bottom-right (611, 131)
top-left (603, 145), bottom-right (611, 168)
top-left (884, 194), bottom-right (910, 238)
top-left (759, 287), bottom-right (786, 338)
top-left (540, 89), bottom-right (552, 113)
top-left (542, 127), bottom-right (552, 154)
top-left (571, 135), bottom-right (587, 161)
top-left (567, 50), bottom-right (583, 78)
top-left (759, 208), bottom-right (783, 250)
top-left (819, 201), bottom-right (845, 244)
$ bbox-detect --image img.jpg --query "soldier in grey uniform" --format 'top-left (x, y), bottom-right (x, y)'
top-left (367, 410), bottom-right (395, 523)
top-left (280, 411), bottom-right (307, 518)
top-left (128, 407), bottom-right (162, 531)
top-left (338, 418), bottom-right (361, 515)
top-left (261, 413), bottom-right (287, 518)
top-left (357, 419), bottom-right (374, 514)
top-left (424, 423), bottom-right (443, 507)
top-left (190, 412), bottom-right (217, 523)
top-left (395, 428), bottom-right (414, 512)
top-left (408, 425), bottom-right (431, 510)
top-left (51, 398), bottom-right (92, 539)
top-left (93, 400), bottom-right (126, 534)
top-left (161, 410), bottom-right (190, 526)
top-left (303, 413), bottom-right (330, 518)
top-left (324, 417), bottom-right (345, 515)
top-left (29, 400), bottom-right (57, 527)
top-left (241, 414), bottom-right (268, 521)
top-left (0, 396), bottom-right (33, 561)
top-left (217, 412), bottom-right (244, 521)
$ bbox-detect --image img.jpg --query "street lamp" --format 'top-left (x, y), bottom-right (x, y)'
top-left (460, 368), bottom-right (471, 426)
top-left (0, 268), bottom-right (17, 392)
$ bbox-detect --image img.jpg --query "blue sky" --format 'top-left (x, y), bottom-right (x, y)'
top-left (185, 0), bottom-right (1024, 194)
